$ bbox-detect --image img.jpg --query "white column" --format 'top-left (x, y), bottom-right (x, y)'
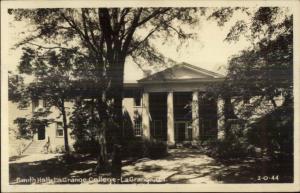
top-left (142, 92), bottom-right (150, 139)
top-left (192, 91), bottom-right (200, 141)
top-left (217, 97), bottom-right (225, 140)
top-left (167, 91), bottom-right (175, 146)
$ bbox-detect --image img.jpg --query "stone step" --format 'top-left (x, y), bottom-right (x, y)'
top-left (23, 140), bottom-right (47, 155)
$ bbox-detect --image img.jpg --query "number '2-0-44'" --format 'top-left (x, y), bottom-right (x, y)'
top-left (257, 175), bottom-right (279, 181)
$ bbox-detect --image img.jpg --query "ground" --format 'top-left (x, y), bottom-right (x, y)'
top-left (9, 148), bottom-right (293, 184)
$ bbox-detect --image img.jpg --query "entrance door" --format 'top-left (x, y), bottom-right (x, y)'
top-left (37, 126), bottom-right (45, 140)
top-left (175, 121), bottom-right (192, 142)
top-left (175, 122), bottom-right (185, 142)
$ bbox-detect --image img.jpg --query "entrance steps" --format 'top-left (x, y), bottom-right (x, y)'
top-left (22, 140), bottom-right (46, 154)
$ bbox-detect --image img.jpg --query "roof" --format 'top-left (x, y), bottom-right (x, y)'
top-left (138, 62), bottom-right (224, 83)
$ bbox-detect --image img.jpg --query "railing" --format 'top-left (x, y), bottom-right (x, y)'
top-left (43, 136), bottom-right (51, 153)
top-left (20, 140), bottom-right (33, 155)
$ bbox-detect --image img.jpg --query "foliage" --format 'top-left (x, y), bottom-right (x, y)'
top-left (122, 138), bottom-right (168, 159)
top-left (206, 7), bottom-right (294, 159)
top-left (8, 72), bottom-right (30, 108)
top-left (11, 37), bottom-right (79, 153)
top-left (209, 7), bottom-right (293, 107)
top-left (69, 98), bottom-right (106, 155)
top-left (73, 139), bottom-right (100, 155)
top-left (10, 8), bottom-right (205, 168)
top-left (203, 131), bottom-right (255, 160)
top-left (13, 107), bottom-right (53, 137)
top-left (203, 104), bottom-right (293, 160)
top-left (52, 145), bottom-right (74, 154)
top-left (247, 104), bottom-right (293, 158)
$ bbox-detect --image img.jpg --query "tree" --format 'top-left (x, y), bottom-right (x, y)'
top-left (209, 7), bottom-right (292, 109)
top-left (207, 7), bottom-right (293, 157)
top-left (8, 72), bottom-right (30, 108)
top-left (11, 47), bottom-right (78, 154)
top-left (10, 8), bottom-right (205, 171)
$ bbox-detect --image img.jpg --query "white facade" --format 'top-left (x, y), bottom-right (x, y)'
top-left (9, 63), bottom-right (225, 154)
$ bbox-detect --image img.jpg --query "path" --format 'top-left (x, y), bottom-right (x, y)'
top-left (122, 148), bottom-right (234, 184)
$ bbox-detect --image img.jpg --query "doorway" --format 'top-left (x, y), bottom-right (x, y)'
top-left (37, 126), bottom-right (45, 140)
top-left (175, 121), bottom-right (192, 142)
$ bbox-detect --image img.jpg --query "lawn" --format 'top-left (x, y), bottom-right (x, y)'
top-left (9, 148), bottom-right (293, 184)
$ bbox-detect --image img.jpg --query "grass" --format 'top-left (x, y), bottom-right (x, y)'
top-left (9, 148), bottom-right (293, 184)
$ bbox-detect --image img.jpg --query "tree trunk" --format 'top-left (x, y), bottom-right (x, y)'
top-left (94, 50), bottom-right (125, 173)
top-left (95, 120), bottom-right (110, 173)
top-left (109, 56), bottom-right (125, 142)
top-left (95, 92), bottom-right (110, 173)
top-left (61, 98), bottom-right (70, 154)
top-left (112, 87), bottom-right (124, 140)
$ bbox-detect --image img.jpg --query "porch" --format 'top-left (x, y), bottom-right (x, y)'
top-left (142, 91), bottom-right (218, 145)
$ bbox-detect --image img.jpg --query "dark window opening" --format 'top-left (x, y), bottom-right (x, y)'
top-left (56, 122), bottom-right (64, 137)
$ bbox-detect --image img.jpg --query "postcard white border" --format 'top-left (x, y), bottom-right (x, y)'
top-left (1, 0), bottom-right (300, 192)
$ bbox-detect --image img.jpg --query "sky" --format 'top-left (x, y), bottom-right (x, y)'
top-left (5, 9), bottom-right (251, 83)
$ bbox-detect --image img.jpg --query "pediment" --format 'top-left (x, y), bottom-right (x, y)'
top-left (138, 63), bottom-right (223, 83)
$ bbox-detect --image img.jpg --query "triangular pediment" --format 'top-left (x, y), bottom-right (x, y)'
top-left (138, 62), bottom-right (224, 83)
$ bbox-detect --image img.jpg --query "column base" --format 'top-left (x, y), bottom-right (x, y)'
top-left (167, 142), bottom-right (176, 148)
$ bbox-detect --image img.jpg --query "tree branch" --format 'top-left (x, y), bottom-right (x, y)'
top-left (61, 11), bottom-right (98, 56)
top-left (121, 8), bottom-right (143, 56)
top-left (25, 42), bottom-right (89, 58)
top-left (136, 8), bottom-right (171, 27)
top-left (98, 8), bottom-right (113, 61)
top-left (127, 26), bottom-right (159, 55)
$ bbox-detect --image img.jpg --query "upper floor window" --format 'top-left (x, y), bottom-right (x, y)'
top-left (56, 122), bottom-right (64, 137)
top-left (32, 98), bottom-right (47, 112)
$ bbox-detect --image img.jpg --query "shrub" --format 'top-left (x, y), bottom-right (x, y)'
top-left (122, 137), bottom-right (167, 159)
top-left (247, 105), bottom-right (293, 159)
top-left (202, 136), bottom-right (255, 160)
top-left (51, 144), bottom-right (74, 154)
top-left (144, 139), bottom-right (168, 159)
top-left (73, 139), bottom-right (100, 155)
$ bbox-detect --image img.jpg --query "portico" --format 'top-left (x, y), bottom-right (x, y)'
top-left (134, 62), bottom-right (224, 145)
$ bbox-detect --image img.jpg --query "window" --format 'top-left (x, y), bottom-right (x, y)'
top-left (41, 99), bottom-right (47, 107)
top-left (134, 117), bottom-right (142, 136)
top-left (133, 96), bottom-right (141, 107)
top-left (32, 99), bottom-right (46, 112)
top-left (152, 120), bottom-right (162, 137)
top-left (56, 122), bottom-right (64, 137)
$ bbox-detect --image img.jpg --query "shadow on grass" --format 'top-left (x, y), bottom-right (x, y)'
top-left (165, 155), bottom-right (293, 183)
top-left (123, 149), bottom-right (293, 184)
top-left (9, 149), bottom-right (293, 184)
top-left (9, 155), bottom-right (28, 162)
top-left (9, 154), bottom-right (99, 184)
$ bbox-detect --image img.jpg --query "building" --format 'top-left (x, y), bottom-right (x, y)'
top-left (9, 62), bottom-right (225, 155)
top-left (123, 62), bottom-right (224, 146)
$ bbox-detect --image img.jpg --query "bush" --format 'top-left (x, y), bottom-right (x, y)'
top-left (73, 139), bottom-right (100, 155)
top-left (247, 105), bottom-right (293, 159)
top-left (202, 136), bottom-right (255, 160)
top-left (50, 144), bottom-right (74, 154)
top-left (144, 139), bottom-right (168, 159)
top-left (122, 137), bottom-right (167, 159)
